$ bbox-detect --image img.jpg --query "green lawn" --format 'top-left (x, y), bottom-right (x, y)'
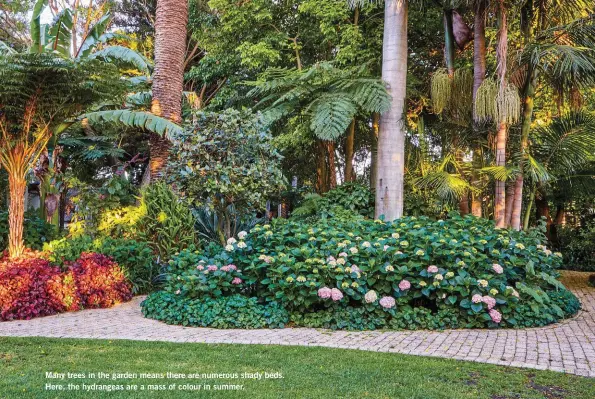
top-left (0, 337), bottom-right (593, 399)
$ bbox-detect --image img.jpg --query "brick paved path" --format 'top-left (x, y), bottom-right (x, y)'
top-left (1, 272), bottom-right (594, 377)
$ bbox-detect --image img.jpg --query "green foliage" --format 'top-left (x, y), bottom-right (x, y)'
top-left (141, 292), bottom-right (289, 329)
top-left (557, 221), bottom-right (595, 271)
top-left (146, 214), bottom-right (578, 330)
top-left (0, 210), bottom-right (57, 252)
top-left (44, 236), bottom-right (157, 294)
top-left (67, 175), bottom-right (138, 238)
top-left (138, 183), bottom-right (198, 262)
top-left (248, 63), bottom-right (391, 140)
top-left (292, 183), bottom-right (374, 220)
top-left (166, 109), bottom-right (286, 240)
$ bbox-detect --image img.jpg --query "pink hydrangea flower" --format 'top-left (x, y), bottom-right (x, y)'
top-left (398, 280), bottom-right (411, 291)
top-left (351, 265), bottom-right (361, 274)
top-left (231, 277), bottom-right (242, 285)
top-left (339, 252), bottom-right (348, 257)
top-left (492, 264), bottom-right (504, 274)
top-left (489, 309), bottom-right (502, 323)
top-left (196, 265), bottom-right (204, 271)
top-left (207, 265), bottom-right (218, 271)
top-left (427, 265), bottom-right (439, 273)
top-left (379, 296), bottom-right (396, 309)
top-left (482, 296), bottom-right (497, 310)
top-left (327, 256), bottom-right (336, 263)
top-left (331, 288), bottom-right (344, 301)
top-left (318, 287), bottom-right (332, 299)
top-left (472, 294), bottom-right (483, 304)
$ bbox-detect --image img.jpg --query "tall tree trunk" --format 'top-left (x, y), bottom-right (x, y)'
top-left (149, 0), bottom-right (188, 182)
top-left (370, 113), bottom-right (379, 188)
top-left (344, 119), bottom-right (356, 182)
top-left (504, 183), bottom-right (515, 227)
top-left (327, 142), bottom-right (337, 190)
top-left (471, 1), bottom-right (487, 218)
top-left (316, 140), bottom-right (328, 194)
top-left (495, 123), bottom-right (507, 228)
top-left (494, 0), bottom-right (508, 228)
top-left (7, 174), bottom-right (26, 258)
top-left (511, 76), bottom-right (537, 231)
top-left (376, 0), bottom-right (408, 221)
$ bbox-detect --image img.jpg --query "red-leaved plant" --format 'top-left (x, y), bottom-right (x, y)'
top-left (68, 253), bottom-right (132, 308)
top-left (0, 251), bottom-right (131, 321)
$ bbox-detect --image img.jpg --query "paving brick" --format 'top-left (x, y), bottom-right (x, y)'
top-left (1, 271), bottom-right (593, 377)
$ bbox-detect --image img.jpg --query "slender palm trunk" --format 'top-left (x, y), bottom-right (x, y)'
top-left (375, 0), bottom-right (408, 221)
top-left (370, 113), bottom-right (379, 188)
top-left (504, 183), bottom-right (515, 227)
top-left (149, 0), bottom-right (188, 182)
top-left (7, 174), bottom-right (26, 258)
top-left (495, 123), bottom-right (507, 228)
top-left (471, 0), bottom-right (487, 218)
top-left (511, 76), bottom-right (537, 230)
top-left (494, 0), bottom-right (508, 228)
top-left (344, 119), bottom-right (356, 182)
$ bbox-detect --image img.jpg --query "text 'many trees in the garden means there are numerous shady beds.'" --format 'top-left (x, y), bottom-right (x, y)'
top-left (142, 215), bottom-right (581, 331)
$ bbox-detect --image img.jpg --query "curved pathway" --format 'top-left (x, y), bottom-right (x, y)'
top-left (1, 271), bottom-right (594, 377)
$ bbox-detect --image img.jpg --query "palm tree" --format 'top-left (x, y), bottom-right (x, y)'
top-left (509, 2), bottom-right (595, 230)
top-left (148, 0), bottom-right (188, 182)
top-left (349, 0), bottom-right (408, 220)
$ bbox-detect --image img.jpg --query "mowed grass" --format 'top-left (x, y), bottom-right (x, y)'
top-left (0, 337), bottom-right (593, 399)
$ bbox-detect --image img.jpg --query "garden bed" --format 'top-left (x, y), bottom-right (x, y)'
top-left (142, 215), bottom-right (581, 330)
top-left (0, 251), bottom-right (132, 321)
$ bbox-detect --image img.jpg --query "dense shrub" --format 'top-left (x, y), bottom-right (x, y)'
top-left (68, 253), bottom-right (132, 308)
top-left (142, 292), bottom-right (288, 329)
top-left (166, 109), bottom-right (286, 241)
top-left (291, 183), bottom-right (374, 220)
top-left (44, 236), bottom-right (157, 294)
top-left (0, 251), bottom-right (130, 321)
top-left (0, 210), bottom-right (57, 252)
top-left (0, 254), bottom-right (80, 320)
top-left (556, 221), bottom-right (595, 271)
top-left (144, 215), bottom-right (580, 330)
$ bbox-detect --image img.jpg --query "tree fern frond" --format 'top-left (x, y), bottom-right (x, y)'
top-left (307, 94), bottom-right (358, 140)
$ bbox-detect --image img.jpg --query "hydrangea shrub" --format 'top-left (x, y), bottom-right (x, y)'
top-left (144, 215), bottom-right (580, 330)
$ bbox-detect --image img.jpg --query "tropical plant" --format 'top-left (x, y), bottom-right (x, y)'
top-left (0, 53), bottom-right (123, 258)
top-left (147, 0), bottom-right (189, 182)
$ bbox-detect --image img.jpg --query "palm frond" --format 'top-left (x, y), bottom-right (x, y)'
top-left (89, 46), bottom-right (152, 74)
top-left (80, 110), bottom-right (182, 139)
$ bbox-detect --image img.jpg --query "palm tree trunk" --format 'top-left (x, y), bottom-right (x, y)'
top-left (7, 173), bottom-right (26, 258)
top-left (471, 1), bottom-right (487, 218)
top-left (344, 119), bottom-right (356, 182)
top-left (370, 113), bottom-right (379, 188)
top-left (511, 77), bottom-right (536, 230)
top-left (149, 0), bottom-right (188, 182)
top-left (376, 0), bottom-right (408, 221)
top-left (494, 0), bottom-right (508, 228)
top-left (495, 123), bottom-right (507, 228)
top-left (504, 183), bottom-right (515, 227)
